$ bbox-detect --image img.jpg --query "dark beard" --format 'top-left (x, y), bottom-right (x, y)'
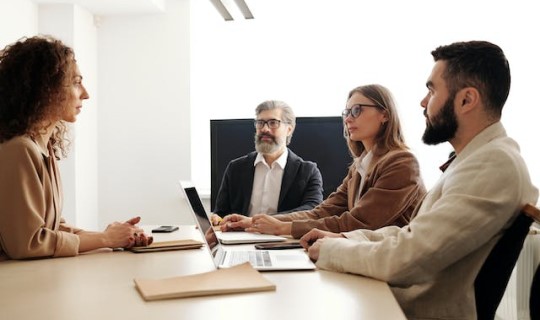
top-left (422, 96), bottom-right (458, 145)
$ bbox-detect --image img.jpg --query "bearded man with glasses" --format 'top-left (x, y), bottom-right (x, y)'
top-left (210, 100), bottom-right (323, 225)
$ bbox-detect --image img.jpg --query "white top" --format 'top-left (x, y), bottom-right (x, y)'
top-left (248, 149), bottom-right (288, 216)
top-left (354, 151), bottom-right (373, 205)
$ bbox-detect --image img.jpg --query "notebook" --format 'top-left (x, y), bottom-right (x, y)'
top-left (134, 262), bottom-right (276, 301)
top-left (129, 239), bottom-right (203, 253)
top-left (178, 181), bottom-right (286, 244)
top-left (179, 182), bottom-right (316, 271)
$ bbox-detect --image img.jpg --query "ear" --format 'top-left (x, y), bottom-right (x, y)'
top-left (456, 87), bottom-right (480, 114)
top-left (380, 110), bottom-right (389, 124)
top-left (286, 124), bottom-right (294, 137)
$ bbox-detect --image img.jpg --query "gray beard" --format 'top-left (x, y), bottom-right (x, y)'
top-left (255, 140), bottom-right (281, 154)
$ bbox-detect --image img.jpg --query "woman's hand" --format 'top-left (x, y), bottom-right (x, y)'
top-left (104, 216), bottom-right (153, 248)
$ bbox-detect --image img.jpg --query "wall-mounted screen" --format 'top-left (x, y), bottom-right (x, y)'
top-left (210, 117), bottom-right (352, 211)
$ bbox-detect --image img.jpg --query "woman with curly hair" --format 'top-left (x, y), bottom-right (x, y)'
top-left (0, 35), bottom-right (152, 260)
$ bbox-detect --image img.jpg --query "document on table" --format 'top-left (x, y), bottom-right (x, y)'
top-left (134, 262), bottom-right (276, 301)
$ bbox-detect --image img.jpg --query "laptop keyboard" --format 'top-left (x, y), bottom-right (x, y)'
top-left (229, 250), bottom-right (273, 267)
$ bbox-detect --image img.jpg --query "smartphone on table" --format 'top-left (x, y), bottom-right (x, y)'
top-left (254, 242), bottom-right (303, 250)
top-left (151, 225), bottom-right (179, 233)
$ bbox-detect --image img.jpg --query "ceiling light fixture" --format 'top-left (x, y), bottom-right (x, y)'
top-left (209, 0), bottom-right (253, 21)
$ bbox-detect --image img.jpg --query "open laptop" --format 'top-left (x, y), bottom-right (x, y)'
top-left (178, 190), bottom-right (316, 271)
top-left (200, 215), bottom-right (316, 271)
top-left (178, 181), bottom-right (286, 244)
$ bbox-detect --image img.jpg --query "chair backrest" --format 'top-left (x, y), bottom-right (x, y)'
top-left (531, 265), bottom-right (540, 320)
top-left (474, 204), bottom-right (534, 320)
top-left (523, 204), bottom-right (540, 320)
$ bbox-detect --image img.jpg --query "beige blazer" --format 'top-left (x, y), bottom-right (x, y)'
top-left (0, 136), bottom-right (81, 260)
top-left (316, 122), bottom-right (539, 319)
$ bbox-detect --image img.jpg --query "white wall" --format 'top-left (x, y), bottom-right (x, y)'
top-left (96, 0), bottom-right (192, 227)
top-left (190, 0), bottom-right (540, 196)
top-left (0, 0), bottom-right (37, 46)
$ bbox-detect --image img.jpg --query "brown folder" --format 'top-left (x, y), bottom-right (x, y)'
top-left (129, 239), bottom-right (203, 253)
top-left (134, 262), bottom-right (276, 301)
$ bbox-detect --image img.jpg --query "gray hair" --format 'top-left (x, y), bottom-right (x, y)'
top-left (255, 100), bottom-right (296, 145)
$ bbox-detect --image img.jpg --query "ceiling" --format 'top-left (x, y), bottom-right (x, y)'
top-left (32, 0), bottom-right (166, 16)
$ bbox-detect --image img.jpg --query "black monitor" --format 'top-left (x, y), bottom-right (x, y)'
top-left (210, 117), bottom-right (351, 210)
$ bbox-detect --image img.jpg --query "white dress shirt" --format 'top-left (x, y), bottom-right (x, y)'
top-left (354, 151), bottom-right (373, 205)
top-left (248, 149), bottom-right (288, 216)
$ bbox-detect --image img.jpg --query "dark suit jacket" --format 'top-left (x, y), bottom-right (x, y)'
top-left (213, 149), bottom-right (323, 217)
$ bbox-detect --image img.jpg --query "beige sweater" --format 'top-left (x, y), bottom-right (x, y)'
top-left (0, 136), bottom-right (81, 260)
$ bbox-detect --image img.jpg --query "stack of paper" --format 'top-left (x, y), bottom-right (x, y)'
top-left (134, 262), bottom-right (276, 301)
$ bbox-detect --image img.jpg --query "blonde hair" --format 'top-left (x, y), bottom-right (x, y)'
top-left (345, 84), bottom-right (408, 158)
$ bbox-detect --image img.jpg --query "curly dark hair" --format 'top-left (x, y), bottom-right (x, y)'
top-left (0, 35), bottom-right (75, 158)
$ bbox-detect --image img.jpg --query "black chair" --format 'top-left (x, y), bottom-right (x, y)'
top-left (525, 204), bottom-right (540, 320)
top-left (475, 204), bottom-right (535, 320)
top-left (531, 265), bottom-right (540, 320)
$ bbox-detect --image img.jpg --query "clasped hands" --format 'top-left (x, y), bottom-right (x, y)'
top-left (105, 216), bottom-right (153, 249)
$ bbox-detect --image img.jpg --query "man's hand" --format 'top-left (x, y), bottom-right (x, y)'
top-left (210, 214), bottom-right (223, 226)
top-left (299, 228), bottom-right (343, 261)
top-left (220, 214), bottom-right (252, 231)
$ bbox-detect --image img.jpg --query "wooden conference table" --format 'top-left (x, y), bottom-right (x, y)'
top-left (0, 225), bottom-right (406, 320)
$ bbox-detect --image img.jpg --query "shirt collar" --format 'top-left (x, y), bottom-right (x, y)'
top-left (439, 122), bottom-right (506, 172)
top-left (28, 135), bottom-right (50, 158)
top-left (254, 148), bottom-right (289, 169)
top-left (355, 150), bottom-right (373, 174)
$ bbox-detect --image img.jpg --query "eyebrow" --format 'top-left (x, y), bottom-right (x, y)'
top-left (425, 80), bottom-right (434, 89)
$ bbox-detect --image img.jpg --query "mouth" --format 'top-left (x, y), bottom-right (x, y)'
top-left (258, 134), bottom-right (274, 142)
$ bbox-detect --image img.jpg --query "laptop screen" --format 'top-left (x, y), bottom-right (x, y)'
top-left (183, 186), bottom-right (213, 232)
top-left (181, 185), bottom-right (221, 254)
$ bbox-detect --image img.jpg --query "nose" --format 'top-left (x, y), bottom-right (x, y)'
top-left (81, 84), bottom-right (90, 100)
top-left (420, 94), bottom-right (428, 109)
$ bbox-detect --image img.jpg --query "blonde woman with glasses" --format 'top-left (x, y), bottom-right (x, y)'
top-left (221, 84), bottom-right (426, 239)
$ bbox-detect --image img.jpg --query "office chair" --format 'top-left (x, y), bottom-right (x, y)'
top-left (474, 204), bottom-right (537, 320)
top-left (524, 204), bottom-right (540, 320)
top-left (531, 265), bottom-right (540, 320)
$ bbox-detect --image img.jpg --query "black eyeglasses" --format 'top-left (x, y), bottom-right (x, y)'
top-left (254, 119), bottom-right (288, 129)
top-left (341, 104), bottom-right (382, 119)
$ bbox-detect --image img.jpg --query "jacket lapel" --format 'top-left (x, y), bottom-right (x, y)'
top-left (278, 149), bottom-right (299, 206)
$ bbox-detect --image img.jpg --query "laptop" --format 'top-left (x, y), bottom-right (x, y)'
top-left (201, 216), bottom-right (316, 271)
top-left (179, 195), bottom-right (315, 271)
top-left (178, 181), bottom-right (287, 244)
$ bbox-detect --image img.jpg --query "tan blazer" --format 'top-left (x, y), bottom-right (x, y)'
top-left (0, 136), bottom-right (81, 260)
top-left (275, 149), bottom-right (426, 239)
